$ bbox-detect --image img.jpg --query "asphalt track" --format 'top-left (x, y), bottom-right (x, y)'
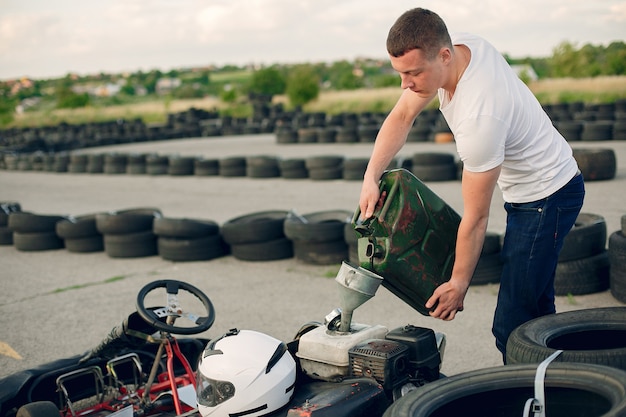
top-left (1, 134), bottom-right (624, 380)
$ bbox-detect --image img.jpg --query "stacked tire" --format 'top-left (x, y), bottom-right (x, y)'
top-left (609, 214), bottom-right (626, 303)
top-left (305, 156), bottom-right (344, 180)
top-left (221, 210), bottom-right (293, 261)
top-left (56, 214), bottom-right (104, 253)
top-left (411, 152), bottom-right (458, 182)
top-left (8, 212), bottom-right (67, 251)
top-left (555, 212), bottom-right (609, 295)
top-left (572, 148), bottom-right (617, 181)
top-left (283, 210), bottom-right (352, 265)
top-left (154, 217), bottom-right (227, 262)
top-left (96, 208), bottom-right (162, 258)
top-left (0, 202), bottom-right (21, 245)
top-left (470, 231), bottom-right (503, 285)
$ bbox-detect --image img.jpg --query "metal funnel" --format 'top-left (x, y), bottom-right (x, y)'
top-left (335, 261), bottom-right (384, 332)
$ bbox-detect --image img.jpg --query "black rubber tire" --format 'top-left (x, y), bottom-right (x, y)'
top-left (230, 237), bottom-right (293, 261)
top-left (279, 158), bottom-right (309, 179)
top-left (0, 201), bottom-right (21, 226)
top-left (481, 231), bottom-right (501, 255)
top-left (153, 217), bottom-right (220, 238)
top-left (609, 231), bottom-right (626, 303)
top-left (221, 210), bottom-right (289, 245)
top-left (555, 251), bottom-right (610, 295)
top-left (64, 235), bottom-right (105, 253)
top-left (13, 231), bottom-right (65, 251)
top-left (284, 210), bottom-right (353, 242)
top-left (17, 401), bottom-right (60, 417)
top-left (304, 155), bottom-right (344, 170)
top-left (572, 148), bottom-right (617, 181)
top-left (383, 363), bottom-right (626, 417)
top-left (558, 212), bottom-right (607, 262)
top-left (95, 208), bottom-right (161, 235)
top-left (247, 164), bottom-right (281, 178)
top-left (168, 156), bottom-right (195, 176)
top-left (0, 226), bottom-right (13, 245)
top-left (411, 163), bottom-right (458, 181)
top-left (158, 235), bottom-right (226, 262)
top-left (470, 253), bottom-right (503, 285)
top-left (293, 239), bottom-right (348, 265)
top-left (297, 127), bottom-right (318, 143)
top-left (194, 158), bottom-right (219, 176)
top-left (55, 214), bottom-right (101, 239)
top-left (103, 230), bottom-right (158, 258)
top-left (8, 212), bottom-right (67, 233)
top-left (308, 167), bottom-right (343, 180)
top-left (342, 158), bottom-right (369, 180)
top-left (581, 120), bottom-right (615, 141)
top-left (506, 307), bottom-right (626, 371)
top-left (411, 152), bottom-right (455, 165)
top-left (275, 128), bottom-right (298, 144)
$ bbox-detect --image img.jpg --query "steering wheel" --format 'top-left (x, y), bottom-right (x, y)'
top-left (136, 280), bottom-right (215, 335)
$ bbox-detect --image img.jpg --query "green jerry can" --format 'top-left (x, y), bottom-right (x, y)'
top-left (352, 168), bottom-right (461, 316)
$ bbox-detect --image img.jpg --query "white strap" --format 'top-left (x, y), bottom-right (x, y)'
top-left (522, 350), bottom-right (563, 417)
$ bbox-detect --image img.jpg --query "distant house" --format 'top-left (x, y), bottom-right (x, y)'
top-left (156, 78), bottom-right (182, 95)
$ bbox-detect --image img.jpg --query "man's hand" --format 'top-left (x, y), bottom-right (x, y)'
top-left (359, 178), bottom-right (382, 220)
top-left (425, 279), bottom-right (468, 321)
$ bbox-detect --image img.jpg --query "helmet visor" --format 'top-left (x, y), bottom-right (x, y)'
top-left (196, 372), bottom-right (236, 407)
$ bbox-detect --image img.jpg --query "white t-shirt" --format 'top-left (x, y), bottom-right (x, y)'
top-left (438, 33), bottom-right (578, 203)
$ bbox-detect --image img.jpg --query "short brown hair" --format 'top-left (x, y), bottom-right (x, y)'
top-left (386, 8), bottom-right (452, 60)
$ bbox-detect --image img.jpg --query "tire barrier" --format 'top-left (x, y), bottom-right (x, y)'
top-left (283, 210), bottom-right (352, 265)
top-left (572, 148), bottom-right (617, 181)
top-left (56, 214), bottom-right (104, 253)
top-left (96, 208), bottom-right (162, 258)
top-left (383, 362), bottom-right (626, 417)
top-left (153, 217), bottom-right (227, 262)
top-left (8, 212), bottom-right (68, 251)
top-left (609, 217), bottom-right (626, 303)
top-left (0, 202), bottom-right (21, 245)
top-left (2, 202), bottom-right (625, 307)
top-left (1, 99), bottom-right (624, 158)
top-left (410, 152), bottom-right (458, 182)
top-left (2, 146), bottom-right (620, 185)
top-left (555, 213), bottom-right (610, 296)
top-left (221, 210), bottom-right (293, 261)
top-left (506, 307), bottom-right (626, 371)
top-left (470, 231), bottom-right (503, 286)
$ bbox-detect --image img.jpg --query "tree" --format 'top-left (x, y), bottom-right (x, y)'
top-left (328, 60), bottom-right (363, 90)
top-left (286, 65), bottom-right (320, 107)
top-left (248, 66), bottom-right (286, 96)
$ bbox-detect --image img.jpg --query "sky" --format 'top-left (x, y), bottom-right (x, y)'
top-left (1, 0), bottom-right (625, 81)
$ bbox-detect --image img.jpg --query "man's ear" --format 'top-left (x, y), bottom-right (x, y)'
top-left (439, 47), bottom-right (453, 65)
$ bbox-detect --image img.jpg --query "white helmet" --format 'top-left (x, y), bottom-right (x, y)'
top-left (196, 329), bottom-right (296, 417)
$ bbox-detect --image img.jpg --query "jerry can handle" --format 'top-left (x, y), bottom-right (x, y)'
top-left (378, 180), bottom-right (399, 221)
top-left (352, 178), bottom-right (399, 234)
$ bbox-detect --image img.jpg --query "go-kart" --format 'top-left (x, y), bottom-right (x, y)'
top-left (1, 170), bottom-right (455, 417)
top-left (0, 269), bottom-right (445, 417)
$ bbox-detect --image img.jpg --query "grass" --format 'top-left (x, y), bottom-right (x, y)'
top-left (7, 76), bottom-right (626, 129)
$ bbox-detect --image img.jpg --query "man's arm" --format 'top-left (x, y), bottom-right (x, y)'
top-left (426, 165), bottom-right (501, 320)
top-left (360, 89), bottom-right (435, 219)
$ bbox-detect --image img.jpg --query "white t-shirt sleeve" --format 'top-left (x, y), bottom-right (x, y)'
top-left (454, 115), bottom-right (507, 172)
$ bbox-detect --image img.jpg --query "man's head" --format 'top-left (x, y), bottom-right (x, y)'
top-left (387, 8), bottom-right (452, 61)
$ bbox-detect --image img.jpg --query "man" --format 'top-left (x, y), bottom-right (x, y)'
top-left (359, 7), bottom-right (585, 359)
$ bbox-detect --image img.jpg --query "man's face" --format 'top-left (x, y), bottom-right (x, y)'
top-left (390, 48), bottom-right (446, 98)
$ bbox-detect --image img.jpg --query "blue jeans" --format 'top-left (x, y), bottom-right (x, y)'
top-left (492, 172), bottom-right (585, 359)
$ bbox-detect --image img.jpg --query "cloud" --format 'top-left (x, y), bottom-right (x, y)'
top-left (0, 0), bottom-right (624, 79)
